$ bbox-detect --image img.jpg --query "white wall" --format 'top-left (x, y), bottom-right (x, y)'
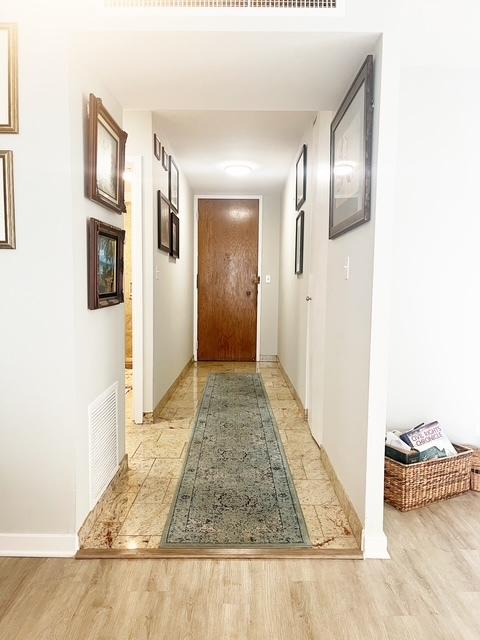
top-left (278, 120), bottom-right (315, 404)
top-left (124, 111), bottom-right (194, 413)
top-left (68, 49), bottom-right (126, 531)
top-left (0, 22), bottom-right (77, 553)
top-left (259, 193), bottom-right (281, 358)
top-left (388, 42), bottom-right (480, 447)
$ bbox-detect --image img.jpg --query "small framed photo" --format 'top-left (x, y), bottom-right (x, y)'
top-left (161, 146), bottom-right (168, 171)
top-left (295, 144), bottom-right (307, 211)
top-left (329, 55), bottom-right (374, 239)
top-left (0, 150), bottom-right (15, 249)
top-left (0, 24), bottom-right (18, 133)
top-left (86, 93), bottom-right (127, 214)
top-left (88, 218), bottom-right (125, 310)
top-left (169, 155), bottom-right (179, 213)
top-left (295, 210), bottom-right (304, 275)
top-left (157, 190), bottom-right (171, 253)
top-left (170, 211), bottom-right (179, 259)
top-left (154, 134), bottom-right (161, 160)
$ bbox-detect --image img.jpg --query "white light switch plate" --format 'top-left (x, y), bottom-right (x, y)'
top-left (265, 275), bottom-right (271, 284)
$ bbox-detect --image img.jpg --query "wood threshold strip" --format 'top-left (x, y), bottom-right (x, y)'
top-left (76, 547), bottom-right (363, 560)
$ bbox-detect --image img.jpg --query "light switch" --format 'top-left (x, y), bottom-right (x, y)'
top-left (155, 266), bottom-right (160, 281)
top-left (344, 256), bottom-right (350, 280)
top-left (265, 274), bottom-right (271, 284)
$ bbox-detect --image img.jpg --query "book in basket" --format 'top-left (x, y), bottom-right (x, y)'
top-left (399, 421), bottom-right (457, 461)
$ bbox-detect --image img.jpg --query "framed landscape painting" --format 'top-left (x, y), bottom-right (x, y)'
top-left (0, 150), bottom-right (15, 249)
top-left (169, 155), bottom-right (179, 212)
top-left (295, 144), bottom-right (307, 210)
top-left (157, 190), bottom-right (171, 253)
top-left (88, 218), bottom-right (125, 310)
top-left (86, 93), bottom-right (128, 214)
top-left (170, 211), bottom-right (179, 259)
top-left (0, 24), bottom-right (18, 133)
top-left (295, 210), bottom-right (304, 275)
top-left (329, 55), bottom-right (374, 239)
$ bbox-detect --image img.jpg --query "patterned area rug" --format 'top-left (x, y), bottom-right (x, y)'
top-left (161, 373), bottom-right (311, 547)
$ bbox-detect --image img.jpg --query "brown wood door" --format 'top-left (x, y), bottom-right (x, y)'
top-left (198, 198), bottom-right (259, 361)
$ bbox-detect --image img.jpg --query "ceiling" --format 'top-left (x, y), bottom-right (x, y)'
top-left (78, 29), bottom-right (378, 193)
top-left (155, 110), bottom-right (315, 194)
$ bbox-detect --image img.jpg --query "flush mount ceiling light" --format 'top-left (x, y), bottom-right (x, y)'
top-left (224, 164), bottom-right (254, 177)
top-left (334, 161), bottom-right (355, 177)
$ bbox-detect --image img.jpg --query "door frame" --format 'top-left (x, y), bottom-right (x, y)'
top-left (193, 194), bottom-right (263, 362)
top-left (126, 155), bottom-right (144, 424)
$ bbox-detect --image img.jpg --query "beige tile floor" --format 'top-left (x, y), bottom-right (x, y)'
top-left (82, 362), bottom-right (358, 550)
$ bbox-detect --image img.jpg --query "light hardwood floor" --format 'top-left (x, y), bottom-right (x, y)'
top-left (1, 493), bottom-right (480, 639)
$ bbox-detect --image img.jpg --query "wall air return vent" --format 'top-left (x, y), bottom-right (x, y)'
top-left (104, 0), bottom-right (337, 8)
top-left (88, 382), bottom-right (120, 509)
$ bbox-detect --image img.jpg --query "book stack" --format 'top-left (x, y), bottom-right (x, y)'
top-left (385, 422), bottom-right (457, 465)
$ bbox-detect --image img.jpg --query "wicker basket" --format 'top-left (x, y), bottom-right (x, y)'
top-left (471, 449), bottom-right (480, 492)
top-left (384, 444), bottom-right (473, 511)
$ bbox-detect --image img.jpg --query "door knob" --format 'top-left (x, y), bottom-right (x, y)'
top-left (306, 296), bottom-right (312, 302)
top-left (246, 290), bottom-right (252, 297)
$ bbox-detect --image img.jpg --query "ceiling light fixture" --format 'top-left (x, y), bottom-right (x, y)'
top-left (224, 164), bottom-right (253, 177)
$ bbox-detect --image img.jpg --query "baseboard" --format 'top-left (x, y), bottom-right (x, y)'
top-left (362, 531), bottom-right (390, 559)
top-left (319, 446), bottom-right (364, 549)
top-left (259, 355), bottom-right (279, 362)
top-left (77, 454), bottom-right (128, 547)
top-left (152, 357), bottom-right (194, 422)
top-left (0, 533), bottom-right (77, 558)
top-left (277, 359), bottom-right (308, 420)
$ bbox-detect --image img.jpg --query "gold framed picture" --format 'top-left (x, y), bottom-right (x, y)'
top-left (0, 23), bottom-right (18, 133)
top-left (86, 93), bottom-right (127, 214)
top-left (0, 150), bottom-right (15, 249)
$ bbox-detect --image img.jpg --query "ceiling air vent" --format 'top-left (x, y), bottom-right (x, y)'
top-left (104, 0), bottom-right (337, 8)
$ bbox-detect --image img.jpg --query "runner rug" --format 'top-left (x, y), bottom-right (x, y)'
top-left (161, 373), bottom-right (310, 547)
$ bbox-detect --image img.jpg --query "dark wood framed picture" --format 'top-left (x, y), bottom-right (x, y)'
top-left (86, 93), bottom-right (128, 214)
top-left (161, 146), bottom-right (168, 171)
top-left (88, 218), bottom-right (125, 310)
top-left (295, 144), bottom-right (307, 211)
top-left (0, 24), bottom-right (18, 133)
top-left (295, 210), bottom-right (304, 275)
top-left (329, 55), bottom-right (374, 239)
top-left (153, 133), bottom-right (161, 160)
top-left (169, 155), bottom-right (179, 212)
top-left (170, 211), bottom-right (179, 259)
top-left (0, 150), bottom-right (15, 249)
top-left (157, 190), bottom-right (171, 253)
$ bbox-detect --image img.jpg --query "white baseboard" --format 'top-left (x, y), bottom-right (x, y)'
top-left (0, 533), bottom-right (78, 557)
top-left (362, 530), bottom-right (390, 559)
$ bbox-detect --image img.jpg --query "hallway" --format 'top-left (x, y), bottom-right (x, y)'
top-left (79, 362), bottom-right (359, 553)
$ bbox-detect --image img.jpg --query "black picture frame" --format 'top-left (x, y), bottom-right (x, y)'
top-left (153, 133), bottom-right (161, 160)
top-left (295, 210), bottom-right (304, 275)
top-left (170, 211), bottom-right (179, 259)
top-left (87, 218), bottom-right (125, 310)
top-left (295, 144), bottom-right (307, 211)
top-left (329, 55), bottom-right (374, 239)
top-left (169, 155), bottom-right (179, 213)
top-left (161, 146), bottom-right (168, 171)
top-left (157, 191), bottom-right (171, 253)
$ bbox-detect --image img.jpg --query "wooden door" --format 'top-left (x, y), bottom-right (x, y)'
top-left (198, 198), bottom-right (259, 361)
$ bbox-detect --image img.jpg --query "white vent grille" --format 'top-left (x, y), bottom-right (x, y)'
top-left (105, 0), bottom-right (336, 8)
top-left (88, 382), bottom-right (120, 508)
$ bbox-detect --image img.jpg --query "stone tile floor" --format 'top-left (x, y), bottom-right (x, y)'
top-left (81, 362), bottom-right (359, 550)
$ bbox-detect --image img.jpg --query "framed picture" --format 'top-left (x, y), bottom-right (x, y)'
top-left (157, 190), bottom-right (171, 253)
top-left (88, 218), bottom-right (125, 310)
top-left (329, 55), bottom-right (374, 239)
top-left (0, 150), bottom-right (15, 249)
top-left (161, 146), bottom-right (168, 171)
top-left (169, 155), bottom-right (179, 212)
top-left (0, 24), bottom-right (18, 133)
top-left (86, 93), bottom-right (128, 214)
top-left (170, 211), bottom-right (179, 259)
top-left (295, 210), bottom-right (304, 275)
top-left (154, 134), bottom-right (161, 160)
top-left (295, 144), bottom-right (307, 210)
